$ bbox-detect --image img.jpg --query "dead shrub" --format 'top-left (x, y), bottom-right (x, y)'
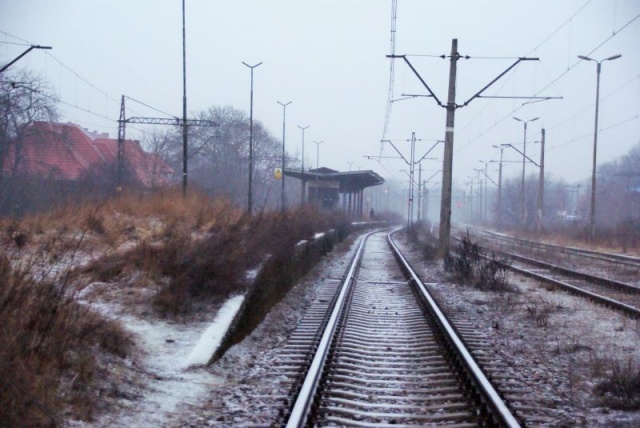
top-left (525, 297), bottom-right (556, 328)
top-left (445, 235), bottom-right (514, 291)
top-left (0, 252), bottom-right (133, 426)
top-left (594, 358), bottom-right (640, 410)
top-left (83, 209), bottom-right (106, 235)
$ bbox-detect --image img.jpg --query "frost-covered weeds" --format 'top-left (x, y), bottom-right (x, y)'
top-left (0, 246), bottom-right (132, 426)
top-left (409, 224), bottom-right (640, 413)
top-left (594, 357), bottom-right (640, 410)
top-left (444, 234), bottom-right (513, 292)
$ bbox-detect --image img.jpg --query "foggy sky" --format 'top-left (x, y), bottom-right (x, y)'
top-left (1, 0), bottom-right (639, 189)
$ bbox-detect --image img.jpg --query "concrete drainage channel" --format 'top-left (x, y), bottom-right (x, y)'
top-left (208, 221), bottom-right (386, 365)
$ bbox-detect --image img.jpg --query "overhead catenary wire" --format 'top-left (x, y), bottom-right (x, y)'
top-left (458, 10), bottom-right (640, 153)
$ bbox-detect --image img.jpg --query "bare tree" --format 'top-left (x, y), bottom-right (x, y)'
top-left (0, 70), bottom-right (58, 213)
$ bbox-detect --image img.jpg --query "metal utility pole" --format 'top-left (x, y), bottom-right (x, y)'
top-left (278, 101), bottom-right (292, 212)
top-left (439, 39), bottom-right (459, 255)
top-left (243, 61), bottom-right (262, 214)
top-left (382, 135), bottom-right (440, 230)
top-left (513, 116), bottom-right (539, 229)
top-left (182, 0), bottom-right (188, 196)
top-left (297, 125), bottom-right (309, 204)
top-left (314, 140), bottom-right (323, 208)
top-left (408, 132), bottom-right (417, 228)
top-left (388, 40), bottom-right (541, 255)
top-left (116, 96), bottom-right (217, 193)
top-left (117, 95), bottom-right (126, 193)
top-left (479, 160), bottom-right (490, 221)
top-left (578, 54), bottom-right (621, 242)
top-left (417, 163), bottom-right (422, 222)
top-left (536, 128), bottom-right (546, 232)
top-left (492, 145), bottom-right (505, 230)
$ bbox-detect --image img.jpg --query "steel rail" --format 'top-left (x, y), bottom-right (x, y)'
top-left (451, 235), bottom-right (640, 317)
top-left (491, 249), bottom-right (640, 294)
top-left (506, 262), bottom-right (640, 317)
top-left (285, 230), bottom-right (377, 428)
top-left (460, 224), bottom-right (640, 268)
top-left (387, 231), bottom-right (522, 428)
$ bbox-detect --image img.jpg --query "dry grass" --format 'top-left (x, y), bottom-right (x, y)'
top-left (444, 235), bottom-right (514, 292)
top-left (0, 251), bottom-right (133, 426)
top-left (594, 357), bottom-right (640, 410)
top-left (0, 189), bottom-right (353, 423)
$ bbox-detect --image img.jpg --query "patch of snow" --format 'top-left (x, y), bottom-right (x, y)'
top-left (72, 294), bottom-right (248, 427)
top-left (313, 232), bottom-right (325, 240)
top-left (184, 294), bottom-right (245, 368)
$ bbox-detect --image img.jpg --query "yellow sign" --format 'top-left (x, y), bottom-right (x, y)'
top-left (274, 168), bottom-right (282, 180)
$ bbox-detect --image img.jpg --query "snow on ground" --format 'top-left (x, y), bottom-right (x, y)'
top-left (67, 230), bottom-right (640, 427)
top-left (69, 291), bottom-right (245, 427)
top-left (184, 295), bottom-right (245, 368)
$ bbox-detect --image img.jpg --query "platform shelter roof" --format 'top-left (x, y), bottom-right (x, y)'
top-left (284, 167), bottom-right (384, 192)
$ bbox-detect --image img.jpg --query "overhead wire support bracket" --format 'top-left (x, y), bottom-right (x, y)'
top-left (386, 55), bottom-right (444, 107)
top-left (123, 117), bottom-right (218, 127)
top-left (0, 44), bottom-right (52, 73)
top-left (461, 57), bottom-right (539, 107)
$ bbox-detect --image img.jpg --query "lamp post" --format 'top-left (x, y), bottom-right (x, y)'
top-left (181, 0), bottom-right (187, 196)
top-left (313, 140), bottom-right (323, 208)
top-left (479, 160), bottom-right (491, 222)
top-left (297, 125), bottom-right (309, 204)
top-left (277, 101), bottom-right (292, 212)
top-left (578, 53), bottom-right (621, 242)
top-left (242, 61), bottom-right (262, 214)
top-left (492, 145), bottom-right (506, 230)
top-left (513, 116), bottom-right (539, 229)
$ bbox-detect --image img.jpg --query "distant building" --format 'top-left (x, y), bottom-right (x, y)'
top-left (284, 167), bottom-right (384, 217)
top-left (2, 121), bottom-right (173, 187)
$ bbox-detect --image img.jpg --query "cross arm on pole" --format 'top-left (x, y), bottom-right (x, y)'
top-left (502, 143), bottom-right (539, 167)
top-left (477, 168), bottom-right (498, 186)
top-left (381, 139), bottom-right (410, 165)
top-left (0, 45), bottom-right (52, 73)
top-left (461, 57), bottom-right (539, 107)
top-left (416, 140), bottom-right (444, 163)
top-left (387, 55), bottom-right (444, 107)
top-left (124, 117), bottom-right (218, 127)
top-left (365, 155), bottom-right (403, 160)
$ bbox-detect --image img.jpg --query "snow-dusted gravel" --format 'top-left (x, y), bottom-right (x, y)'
top-left (69, 230), bottom-right (640, 427)
top-left (394, 233), bottom-right (640, 427)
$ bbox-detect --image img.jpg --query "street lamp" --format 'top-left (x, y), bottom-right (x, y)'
top-left (578, 53), bottom-right (621, 242)
top-left (492, 145), bottom-right (506, 230)
top-left (242, 61), bottom-right (262, 214)
top-left (513, 116), bottom-right (539, 228)
top-left (277, 100), bottom-right (292, 212)
top-left (313, 140), bottom-right (323, 208)
top-left (297, 125), bottom-right (309, 204)
top-left (478, 160), bottom-right (491, 222)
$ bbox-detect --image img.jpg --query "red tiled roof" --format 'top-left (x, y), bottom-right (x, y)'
top-left (3, 121), bottom-right (174, 186)
top-left (93, 138), bottom-right (174, 186)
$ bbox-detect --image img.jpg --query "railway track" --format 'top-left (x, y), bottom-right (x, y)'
top-left (452, 226), bottom-right (640, 317)
top-left (279, 229), bottom-right (520, 427)
top-left (459, 225), bottom-right (640, 285)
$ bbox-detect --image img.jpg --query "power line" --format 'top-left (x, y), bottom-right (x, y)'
top-left (458, 11), bottom-right (640, 153)
top-left (0, 30), bottom-right (31, 44)
top-left (0, 40), bottom-right (32, 47)
top-left (43, 52), bottom-right (120, 106)
top-left (545, 73), bottom-right (640, 133)
top-left (524, 0), bottom-right (592, 57)
top-left (125, 96), bottom-right (177, 119)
